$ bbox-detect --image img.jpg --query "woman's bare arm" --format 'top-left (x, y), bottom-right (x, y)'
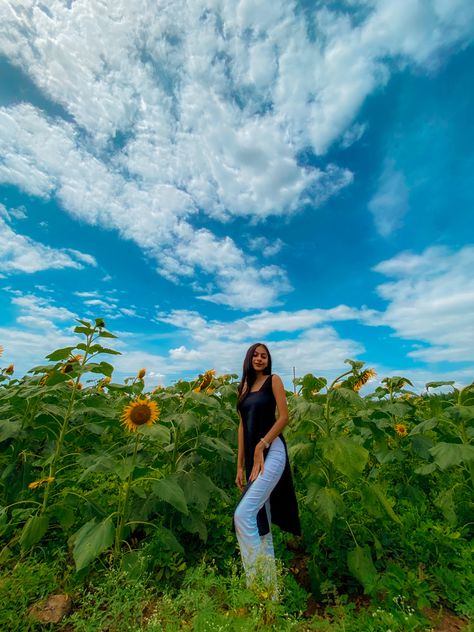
top-left (235, 413), bottom-right (245, 491)
top-left (249, 374), bottom-right (289, 482)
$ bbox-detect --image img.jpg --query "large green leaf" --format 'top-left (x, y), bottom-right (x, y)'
top-left (20, 514), bottom-right (50, 551)
top-left (409, 418), bottom-right (438, 435)
top-left (0, 420), bottom-right (21, 442)
top-left (429, 442), bottom-right (474, 469)
top-left (347, 545), bottom-right (378, 594)
top-left (361, 483), bottom-right (401, 524)
top-left (434, 488), bottom-right (457, 526)
top-left (45, 346), bottom-right (76, 361)
top-left (181, 513), bottom-right (207, 541)
top-left (140, 423), bottom-right (171, 444)
top-left (178, 470), bottom-right (220, 512)
top-left (152, 477), bottom-right (188, 514)
top-left (77, 454), bottom-right (116, 481)
top-left (71, 518), bottom-right (115, 571)
top-left (50, 503), bottom-right (76, 530)
top-left (321, 438), bottom-right (368, 480)
top-left (307, 487), bottom-right (343, 524)
top-left (200, 436), bottom-right (235, 460)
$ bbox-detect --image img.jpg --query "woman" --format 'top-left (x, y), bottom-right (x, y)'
top-left (234, 343), bottom-right (300, 596)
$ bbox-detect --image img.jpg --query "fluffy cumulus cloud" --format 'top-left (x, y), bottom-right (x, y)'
top-left (0, 215), bottom-right (96, 275)
top-left (156, 305), bottom-right (366, 378)
top-left (372, 245), bottom-right (474, 362)
top-left (0, 0), bottom-right (473, 308)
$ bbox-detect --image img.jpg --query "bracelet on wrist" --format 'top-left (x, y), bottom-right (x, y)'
top-left (259, 437), bottom-right (270, 449)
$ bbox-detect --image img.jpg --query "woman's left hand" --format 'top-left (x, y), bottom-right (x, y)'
top-left (249, 443), bottom-right (265, 482)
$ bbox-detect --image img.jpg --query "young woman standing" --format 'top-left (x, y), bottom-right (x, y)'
top-left (234, 343), bottom-right (300, 597)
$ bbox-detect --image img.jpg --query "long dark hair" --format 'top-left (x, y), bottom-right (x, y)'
top-left (237, 342), bottom-right (272, 410)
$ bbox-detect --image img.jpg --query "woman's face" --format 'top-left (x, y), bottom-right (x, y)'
top-left (252, 345), bottom-right (269, 372)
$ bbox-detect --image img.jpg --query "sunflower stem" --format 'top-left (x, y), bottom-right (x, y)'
top-left (114, 432), bottom-right (140, 559)
top-left (39, 325), bottom-right (98, 516)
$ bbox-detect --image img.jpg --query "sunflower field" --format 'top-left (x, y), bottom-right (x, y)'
top-left (0, 319), bottom-right (473, 631)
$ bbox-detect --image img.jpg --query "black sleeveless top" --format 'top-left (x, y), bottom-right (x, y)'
top-left (237, 374), bottom-right (301, 536)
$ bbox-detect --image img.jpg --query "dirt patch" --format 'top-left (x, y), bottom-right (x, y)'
top-left (424, 607), bottom-right (470, 632)
top-left (28, 593), bottom-right (72, 624)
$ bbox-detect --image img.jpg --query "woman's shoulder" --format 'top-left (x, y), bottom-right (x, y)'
top-left (270, 374), bottom-right (284, 387)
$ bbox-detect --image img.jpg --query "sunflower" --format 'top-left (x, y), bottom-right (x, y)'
top-left (137, 368), bottom-right (146, 379)
top-left (28, 476), bottom-right (55, 489)
top-left (121, 397), bottom-right (159, 432)
top-left (5, 364), bottom-right (14, 375)
top-left (194, 369), bottom-right (216, 393)
top-left (394, 423), bottom-right (408, 437)
top-left (61, 354), bottom-right (83, 374)
top-left (353, 368), bottom-right (377, 392)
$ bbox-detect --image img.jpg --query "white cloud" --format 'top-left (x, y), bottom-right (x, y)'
top-left (12, 293), bottom-right (77, 323)
top-left (157, 304), bottom-right (366, 378)
top-left (372, 245), bottom-right (474, 362)
top-left (0, 0), bottom-right (473, 308)
top-left (368, 161), bottom-right (409, 236)
top-left (0, 216), bottom-right (96, 274)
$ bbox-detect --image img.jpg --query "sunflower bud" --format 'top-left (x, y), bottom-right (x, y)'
top-left (5, 364), bottom-right (14, 375)
top-left (137, 368), bottom-right (146, 379)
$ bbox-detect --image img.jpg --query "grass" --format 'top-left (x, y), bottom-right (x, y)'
top-left (2, 551), bottom-right (470, 632)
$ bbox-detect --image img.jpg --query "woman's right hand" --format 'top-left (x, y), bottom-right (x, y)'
top-left (235, 466), bottom-right (245, 491)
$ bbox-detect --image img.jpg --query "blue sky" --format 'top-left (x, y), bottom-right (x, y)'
top-left (0, 0), bottom-right (473, 390)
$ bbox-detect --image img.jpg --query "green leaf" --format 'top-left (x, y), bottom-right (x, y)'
top-left (409, 418), bottom-right (438, 435)
top-left (74, 326), bottom-right (92, 335)
top-left (362, 483), bottom-right (401, 524)
top-left (200, 436), bottom-right (235, 460)
top-left (71, 518), bottom-right (115, 571)
top-left (46, 347), bottom-right (76, 361)
top-left (414, 463), bottom-right (438, 475)
top-left (434, 488), bottom-right (457, 526)
top-left (429, 442), bottom-right (474, 469)
top-left (347, 545), bottom-right (378, 594)
top-left (0, 420), bottom-right (21, 442)
top-left (321, 438), bottom-right (369, 480)
top-left (50, 503), bottom-right (76, 530)
top-left (181, 513), bottom-right (207, 541)
top-left (98, 331), bottom-right (118, 339)
top-left (426, 381), bottom-right (455, 390)
top-left (307, 487), bottom-right (343, 524)
top-left (152, 477), bottom-right (188, 514)
top-left (331, 387), bottom-right (362, 406)
top-left (86, 361), bottom-right (115, 377)
top-left (178, 471), bottom-right (220, 512)
top-left (140, 423), bottom-right (171, 444)
top-left (154, 525), bottom-right (184, 554)
top-left (20, 514), bottom-right (50, 551)
top-left (97, 347), bottom-right (121, 356)
top-left (77, 454), bottom-right (116, 481)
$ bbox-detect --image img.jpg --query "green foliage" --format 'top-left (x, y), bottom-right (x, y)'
top-left (0, 323), bottom-right (472, 630)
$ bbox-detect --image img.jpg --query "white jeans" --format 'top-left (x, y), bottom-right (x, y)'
top-left (234, 436), bottom-right (286, 593)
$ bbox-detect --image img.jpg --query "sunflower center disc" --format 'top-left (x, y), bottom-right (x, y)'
top-left (130, 405), bottom-right (151, 425)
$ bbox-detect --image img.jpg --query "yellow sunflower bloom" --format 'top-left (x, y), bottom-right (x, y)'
top-left (353, 368), bottom-right (377, 392)
top-left (121, 397), bottom-right (159, 432)
top-left (194, 369), bottom-right (216, 392)
top-left (394, 423), bottom-right (408, 437)
top-left (28, 476), bottom-right (55, 489)
top-left (61, 354), bottom-right (83, 374)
